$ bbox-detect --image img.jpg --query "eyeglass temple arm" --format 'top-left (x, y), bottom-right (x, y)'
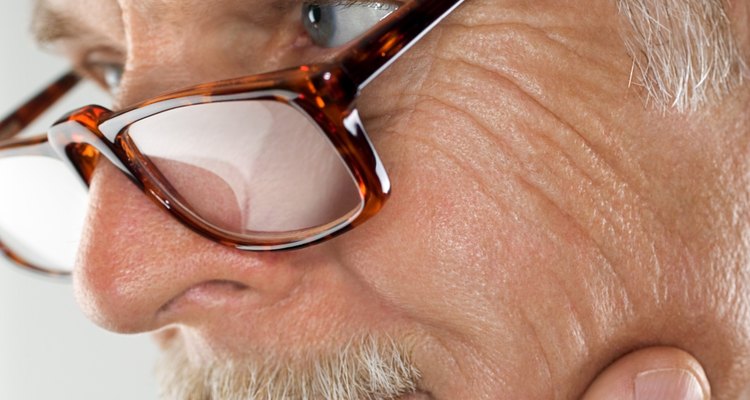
top-left (337, 0), bottom-right (465, 91)
top-left (0, 70), bottom-right (81, 142)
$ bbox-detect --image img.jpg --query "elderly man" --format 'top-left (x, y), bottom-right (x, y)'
top-left (0, 0), bottom-right (748, 398)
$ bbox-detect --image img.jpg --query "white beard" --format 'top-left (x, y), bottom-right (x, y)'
top-left (157, 335), bottom-right (422, 400)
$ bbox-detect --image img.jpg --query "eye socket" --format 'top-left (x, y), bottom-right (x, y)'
top-left (302, 2), bottom-right (399, 48)
top-left (85, 62), bottom-right (124, 96)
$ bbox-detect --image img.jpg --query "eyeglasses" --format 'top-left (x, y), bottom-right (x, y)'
top-left (0, 0), bottom-right (464, 276)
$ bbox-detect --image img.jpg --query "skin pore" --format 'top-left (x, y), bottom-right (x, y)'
top-left (34, 0), bottom-right (750, 398)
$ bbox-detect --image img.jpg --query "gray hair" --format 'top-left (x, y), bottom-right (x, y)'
top-left (157, 335), bottom-right (421, 400)
top-left (617, 0), bottom-right (746, 112)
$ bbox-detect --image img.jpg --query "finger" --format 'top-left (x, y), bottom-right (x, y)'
top-left (581, 346), bottom-right (711, 400)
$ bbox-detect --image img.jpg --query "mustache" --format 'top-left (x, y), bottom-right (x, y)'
top-left (157, 335), bottom-right (422, 400)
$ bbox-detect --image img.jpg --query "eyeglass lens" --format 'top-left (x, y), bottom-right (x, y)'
top-left (126, 101), bottom-right (363, 238)
top-left (1, 100), bottom-right (364, 272)
top-left (0, 155), bottom-right (87, 272)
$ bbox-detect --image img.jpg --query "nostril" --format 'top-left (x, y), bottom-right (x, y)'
top-left (158, 280), bottom-right (251, 315)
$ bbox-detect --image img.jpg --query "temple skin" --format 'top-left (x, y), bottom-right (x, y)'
top-left (35, 0), bottom-right (750, 398)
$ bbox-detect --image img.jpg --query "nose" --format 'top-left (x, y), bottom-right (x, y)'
top-left (75, 111), bottom-right (326, 334)
top-left (74, 159), bottom-right (313, 333)
top-left (73, 6), bottom-right (311, 333)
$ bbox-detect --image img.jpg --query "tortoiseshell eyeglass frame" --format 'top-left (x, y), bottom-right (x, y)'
top-left (0, 0), bottom-right (465, 276)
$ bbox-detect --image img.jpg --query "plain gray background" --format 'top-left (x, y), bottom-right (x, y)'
top-left (0, 1), bottom-right (160, 399)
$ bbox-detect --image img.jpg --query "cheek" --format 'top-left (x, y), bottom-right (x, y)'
top-left (354, 117), bottom-right (506, 323)
top-left (340, 101), bottom-right (527, 339)
top-left (341, 93), bottom-right (636, 395)
top-left (337, 109), bottom-right (597, 396)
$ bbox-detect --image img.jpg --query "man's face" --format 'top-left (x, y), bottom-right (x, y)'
top-left (34, 0), bottom-right (750, 398)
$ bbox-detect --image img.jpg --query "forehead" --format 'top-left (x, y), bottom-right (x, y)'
top-left (33, 0), bottom-right (291, 45)
top-left (37, 0), bottom-right (197, 16)
top-left (34, 0), bottom-right (124, 44)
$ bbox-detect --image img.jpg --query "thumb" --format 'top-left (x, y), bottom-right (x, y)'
top-left (581, 346), bottom-right (711, 400)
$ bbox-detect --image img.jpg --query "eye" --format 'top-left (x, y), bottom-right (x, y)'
top-left (302, 2), bottom-right (399, 48)
top-left (86, 62), bottom-right (124, 96)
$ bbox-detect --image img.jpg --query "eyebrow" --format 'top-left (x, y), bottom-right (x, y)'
top-left (29, 0), bottom-right (400, 45)
top-left (30, 0), bottom-right (84, 45)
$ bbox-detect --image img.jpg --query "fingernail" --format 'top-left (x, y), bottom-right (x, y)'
top-left (635, 369), bottom-right (704, 400)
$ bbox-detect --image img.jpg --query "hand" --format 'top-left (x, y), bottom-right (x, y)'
top-left (583, 347), bottom-right (710, 400)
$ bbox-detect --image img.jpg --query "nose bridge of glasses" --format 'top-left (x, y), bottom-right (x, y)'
top-left (48, 106), bottom-right (135, 186)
